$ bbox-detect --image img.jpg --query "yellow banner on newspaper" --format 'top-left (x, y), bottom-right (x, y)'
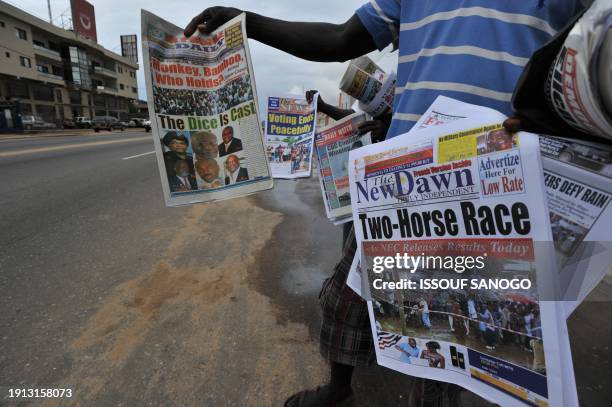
top-left (437, 124), bottom-right (507, 163)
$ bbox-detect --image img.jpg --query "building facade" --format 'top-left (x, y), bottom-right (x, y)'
top-left (0, 0), bottom-right (139, 128)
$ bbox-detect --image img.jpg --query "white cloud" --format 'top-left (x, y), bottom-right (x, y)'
top-left (17, 0), bottom-right (393, 111)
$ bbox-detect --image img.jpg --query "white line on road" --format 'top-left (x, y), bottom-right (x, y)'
top-left (122, 151), bottom-right (156, 160)
top-left (0, 136), bottom-right (150, 158)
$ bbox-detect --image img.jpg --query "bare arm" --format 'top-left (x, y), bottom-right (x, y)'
top-left (185, 8), bottom-right (376, 62)
top-left (306, 90), bottom-right (354, 120)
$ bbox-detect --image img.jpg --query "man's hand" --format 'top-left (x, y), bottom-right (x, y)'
top-left (306, 90), bottom-right (325, 109)
top-left (185, 7), bottom-right (242, 37)
top-left (502, 115), bottom-right (549, 134)
top-left (358, 120), bottom-right (388, 143)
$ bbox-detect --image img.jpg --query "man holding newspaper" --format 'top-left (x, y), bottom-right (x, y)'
top-left (184, 1), bottom-right (608, 406)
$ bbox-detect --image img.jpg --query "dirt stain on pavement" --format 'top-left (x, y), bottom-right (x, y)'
top-left (46, 197), bottom-right (328, 406)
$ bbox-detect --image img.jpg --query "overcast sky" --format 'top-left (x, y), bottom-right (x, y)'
top-left (18, 0), bottom-right (395, 109)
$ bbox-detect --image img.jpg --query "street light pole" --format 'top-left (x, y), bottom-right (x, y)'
top-left (47, 0), bottom-right (52, 23)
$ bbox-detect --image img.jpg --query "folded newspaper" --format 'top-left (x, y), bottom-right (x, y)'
top-left (348, 117), bottom-right (579, 406)
top-left (264, 94), bottom-right (317, 179)
top-left (141, 11), bottom-right (273, 206)
top-left (315, 112), bottom-right (370, 223)
top-left (339, 56), bottom-right (395, 117)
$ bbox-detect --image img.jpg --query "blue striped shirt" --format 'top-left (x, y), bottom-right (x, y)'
top-left (356, 0), bottom-right (584, 139)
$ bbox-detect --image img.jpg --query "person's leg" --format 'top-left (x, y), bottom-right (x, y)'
top-left (286, 225), bottom-right (371, 406)
top-left (311, 362), bottom-right (354, 403)
top-left (423, 312), bottom-right (431, 328)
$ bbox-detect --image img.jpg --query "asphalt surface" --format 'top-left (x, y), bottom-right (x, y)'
top-left (0, 131), bottom-right (610, 406)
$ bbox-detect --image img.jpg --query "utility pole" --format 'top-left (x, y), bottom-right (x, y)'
top-left (47, 0), bottom-right (52, 24)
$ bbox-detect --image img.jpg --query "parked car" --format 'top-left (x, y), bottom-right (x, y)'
top-left (131, 118), bottom-right (145, 127)
top-left (74, 116), bottom-right (92, 128)
top-left (21, 115), bottom-right (57, 130)
top-left (126, 120), bottom-right (138, 128)
top-left (92, 116), bottom-right (126, 132)
top-left (62, 119), bottom-right (76, 129)
top-left (143, 119), bottom-right (151, 132)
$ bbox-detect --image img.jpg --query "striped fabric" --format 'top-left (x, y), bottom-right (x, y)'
top-left (378, 331), bottom-right (402, 349)
top-left (355, 0), bottom-right (585, 139)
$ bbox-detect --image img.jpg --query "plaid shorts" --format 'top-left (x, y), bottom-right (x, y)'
top-left (319, 225), bottom-right (375, 367)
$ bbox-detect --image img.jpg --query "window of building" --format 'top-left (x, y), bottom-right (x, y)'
top-left (120, 84), bottom-right (125, 90)
top-left (36, 64), bottom-right (50, 74)
top-left (1, 21), bottom-right (5, 28)
top-left (118, 66), bottom-right (123, 73)
top-left (33, 40), bottom-right (45, 47)
top-left (16, 27), bottom-right (27, 40)
top-left (19, 56), bottom-right (31, 68)
top-left (55, 89), bottom-right (63, 103)
top-left (69, 91), bottom-right (81, 105)
top-left (132, 87), bottom-right (137, 93)
top-left (5, 52), bottom-right (9, 58)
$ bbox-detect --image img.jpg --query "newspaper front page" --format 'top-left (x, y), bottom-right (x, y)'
top-left (264, 94), bottom-right (317, 178)
top-left (141, 11), bottom-right (272, 206)
top-left (413, 97), bottom-right (612, 317)
top-left (315, 113), bottom-right (369, 223)
top-left (348, 119), bottom-right (578, 406)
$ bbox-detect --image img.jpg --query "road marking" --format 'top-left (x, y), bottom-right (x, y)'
top-left (0, 136), bottom-right (150, 158)
top-left (122, 151), bottom-right (156, 160)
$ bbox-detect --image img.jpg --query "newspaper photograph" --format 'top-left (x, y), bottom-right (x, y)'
top-left (348, 118), bottom-right (578, 406)
top-left (141, 11), bottom-right (273, 206)
top-left (264, 94), bottom-right (317, 179)
top-left (413, 96), bottom-right (612, 317)
top-left (315, 113), bottom-right (369, 223)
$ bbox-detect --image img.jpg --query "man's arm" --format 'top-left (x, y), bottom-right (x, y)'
top-left (185, 8), bottom-right (376, 62)
top-left (306, 90), bottom-right (354, 121)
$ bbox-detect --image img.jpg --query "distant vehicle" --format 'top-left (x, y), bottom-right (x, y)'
top-left (126, 120), bottom-right (137, 128)
top-left (21, 115), bottom-right (57, 130)
top-left (62, 119), bottom-right (76, 129)
top-left (92, 116), bottom-right (126, 132)
top-left (131, 118), bottom-right (145, 127)
top-left (143, 119), bottom-right (151, 132)
top-left (74, 116), bottom-right (92, 128)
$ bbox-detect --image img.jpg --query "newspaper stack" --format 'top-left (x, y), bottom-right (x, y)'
top-left (141, 11), bottom-right (273, 206)
top-left (348, 112), bottom-right (580, 406)
top-left (413, 96), bottom-right (612, 317)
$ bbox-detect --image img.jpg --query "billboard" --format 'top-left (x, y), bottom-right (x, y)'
top-left (120, 34), bottom-right (138, 62)
top-left (71, 0), bottom-right (97, 42)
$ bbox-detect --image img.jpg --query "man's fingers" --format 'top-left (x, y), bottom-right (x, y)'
top-left (305, 90), bottom-right (317, 104)
top-left (503, 117), bottom-right (522, 133)
top-left (358, 122), bottom-right (381, 134)
top-left (184, 10), bottom-right (208, 37)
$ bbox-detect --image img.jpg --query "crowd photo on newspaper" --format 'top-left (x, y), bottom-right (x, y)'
top-left (137, 0), bottom-right (612, 406)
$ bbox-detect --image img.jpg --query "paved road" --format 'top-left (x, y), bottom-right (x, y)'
top-left (0, 132), bottom-right (609, 406)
